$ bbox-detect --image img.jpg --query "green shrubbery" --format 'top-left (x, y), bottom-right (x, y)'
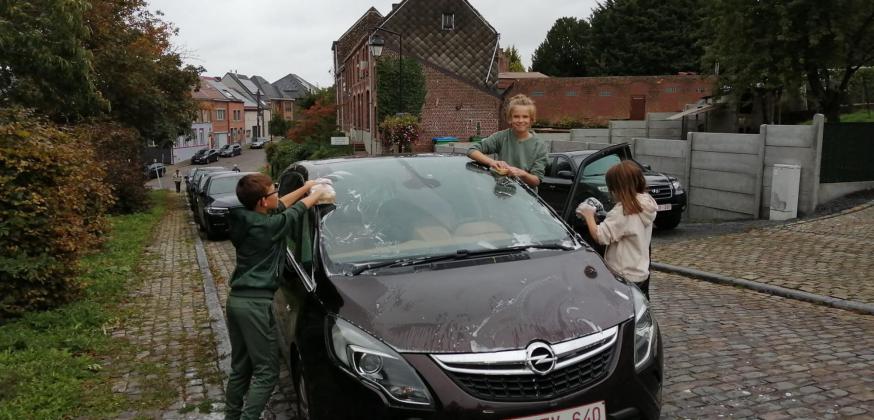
top-left (265, 139), bottom-right (352, 179)
top-left (75, 122), bottom-right (150, 213)
top-left (0, 109), bottom-right (114, 320)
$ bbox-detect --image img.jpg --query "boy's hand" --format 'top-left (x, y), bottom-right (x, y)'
top-left (507, 166), bottom-right (526, 178)
top-left (304, 180), bottom-right (317, 189)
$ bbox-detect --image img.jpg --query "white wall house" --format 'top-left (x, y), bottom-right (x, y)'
top-left (172, 122), bottom-right (212, 164)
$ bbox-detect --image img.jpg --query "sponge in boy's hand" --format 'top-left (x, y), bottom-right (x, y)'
top-left (311, 183), bottom-right (336, 205)
top-left (491, 166), bottom-right (509, 176)
top-left (313, 177), bottom-right (333, 186)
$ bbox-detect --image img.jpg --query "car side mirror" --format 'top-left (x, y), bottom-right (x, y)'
top-left (557, 170), bottom-right (574, 179)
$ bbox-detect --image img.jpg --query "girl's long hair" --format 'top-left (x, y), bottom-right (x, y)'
top-left (606, 160), bottom-right (646, 215)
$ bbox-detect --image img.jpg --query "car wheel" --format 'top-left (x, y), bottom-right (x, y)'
top-left (655, 211), bottom-right (682, 230)
top-left (293, 351), bottom-right (319, 420)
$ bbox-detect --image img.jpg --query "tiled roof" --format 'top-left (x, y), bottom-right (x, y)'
top-left (250, 76), bottom-right (284, 99)
top-left (499, 72), bottom-right (549, 79)
top-left (377, 0), bottom-right (500, 87)
top-left (272, 74), bottom-right (317, 100)
top-left (334, 7), bottom-right (384, 69)
top-left (193, 76), bottom-right (240, 102)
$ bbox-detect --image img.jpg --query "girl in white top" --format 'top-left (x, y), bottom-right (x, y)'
top-left (577, 160), bottom-right (658, 298)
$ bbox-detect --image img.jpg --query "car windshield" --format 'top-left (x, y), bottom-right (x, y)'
top-left (208, 175), bottom-right (243, 195)
top-left (317, 157), bottom-right (574, 269)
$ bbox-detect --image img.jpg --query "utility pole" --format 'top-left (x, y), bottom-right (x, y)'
top-left (256, 89), bottom-right (263, 140)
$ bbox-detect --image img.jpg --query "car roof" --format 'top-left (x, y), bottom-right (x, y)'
top-left (549, 150), bottom-right (597, 157)
top-left (210, 171), bottom-right (255, 180)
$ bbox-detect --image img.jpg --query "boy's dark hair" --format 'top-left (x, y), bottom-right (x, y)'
top-left (236, 173), bottom-right (273, 210)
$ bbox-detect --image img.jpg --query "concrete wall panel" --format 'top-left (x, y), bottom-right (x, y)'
top-left (688, 205), bottom-right (753, 221)
top-left (693, 133), bottom-right (762, 154)
top-left (690, 168), bottom-right (758, 194)
top-left (689, 187), bottom-right (757, 215)
top-left (764, 125), bottom-right (816, 148)
top-left (634, 139), bottom-right (687, 158)
top-left (691, 150), bottom-right (761, 174)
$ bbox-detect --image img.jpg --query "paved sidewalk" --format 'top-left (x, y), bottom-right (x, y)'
top-left (107, 194), bottom-right (225, 419)
top-left (653, 202), bottom-right (874, 306)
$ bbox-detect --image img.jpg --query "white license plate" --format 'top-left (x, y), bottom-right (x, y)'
top-left (507, 401), bottom-right (605, 420)
top-left (657, 203), bottom-right (672, 212)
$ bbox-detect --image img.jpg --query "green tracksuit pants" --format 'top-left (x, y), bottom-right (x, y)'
top-left (225, 295), bottom-right (278, 420)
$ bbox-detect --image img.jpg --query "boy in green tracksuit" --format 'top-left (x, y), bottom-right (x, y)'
top-left (225, 173), bottom-right (325, 420)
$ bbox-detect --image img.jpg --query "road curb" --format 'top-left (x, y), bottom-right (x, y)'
top-left (652, 262), bottom-right (874, 315)
top-left (192, 221), bottom-right (233, 387)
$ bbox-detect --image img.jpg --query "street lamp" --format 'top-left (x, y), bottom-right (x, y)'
top-left (369, 28), bottom-right (403, 115)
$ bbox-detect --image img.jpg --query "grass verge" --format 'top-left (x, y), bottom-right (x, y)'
top-left (0, 191), bottom-right (168, 419)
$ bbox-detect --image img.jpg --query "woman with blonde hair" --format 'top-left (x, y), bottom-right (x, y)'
top-left (467, 94), bottom-right (548, 188)
top-left (577, 160), bottom-right (658, 298)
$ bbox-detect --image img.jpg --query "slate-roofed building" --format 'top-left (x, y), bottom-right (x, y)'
top-left (333, 0), bottom-right (502, 154)
top-left (221, 73), bottom-right (273, 142)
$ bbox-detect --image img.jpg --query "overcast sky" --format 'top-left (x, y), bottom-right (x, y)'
top-left (146, 0), bottom-right (600, 88)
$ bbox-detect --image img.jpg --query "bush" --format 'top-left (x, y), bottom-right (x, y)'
top-left (74, 122), bottom-right (149, 214)
top-left (266, 138), bottom-right (353, 178)
top-left (0, 109), bottom-right (114, 319)
top-left (379, 114), bottom-right (420, 153)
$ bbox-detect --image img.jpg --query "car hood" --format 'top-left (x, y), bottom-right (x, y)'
top-left (328, 249), bottom-right (634, 353)
top-left (208, 193), bottom-right (241, 208)
top-left (643, 172), bottom-right (670, 185)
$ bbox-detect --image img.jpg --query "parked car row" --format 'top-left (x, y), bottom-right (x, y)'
top-left (250, 137), bottom-right (271, 149)
top-left (271, 155), bottom-right (664, 419)
top-left (191, 143), bottom-right (244, 165)
top-left (184, 166), bottom-right (252, 239)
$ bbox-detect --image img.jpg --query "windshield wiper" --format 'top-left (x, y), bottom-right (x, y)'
top-left (348, 243), bottom-right (575, 275)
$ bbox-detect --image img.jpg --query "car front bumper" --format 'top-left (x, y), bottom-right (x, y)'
top-left (300, 320), bottom-right (662, 420)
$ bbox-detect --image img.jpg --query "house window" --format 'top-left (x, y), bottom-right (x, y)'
top-left (199, 128), bottom-right (205, 145)
top-left (599, 91), bottom-right (612, 97)
top-left (566, 91), bottom-right (577, 97)
top-left (696, 87), bottom-right (707, 93)
top-left (531, 91), bottom-right (545, 97)
top-left (216, 109), bottom-right (226, 121)
top-left (665, 87), bottom-right (679, 93)
top-left (442, 13), bottom-right (455, 30)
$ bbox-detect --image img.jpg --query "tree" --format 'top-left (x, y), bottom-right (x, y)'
top-left (375, 56), bottom-right (426, 122)
top-left (85, 0), bottom-right (201, 146)
top-left (269, 113), bottom-right (290, 137)
top-left (505, 46), bottom-right (525, 72)
top-left (704, 0), bottom-right (874, 122)
top-left (297, 87), bottom-right (335, 110)
top-left (589, 0), bottom-right (705, 76)
top-left (531, 17), bottom-right (596, 77)
top-left (0, 0), bottom-right (107, 121)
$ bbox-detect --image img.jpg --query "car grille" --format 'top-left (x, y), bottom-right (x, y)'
top-left (647, 184), bottom-right (672, 199)
top-left (431, 326), bottom-right (618, 402)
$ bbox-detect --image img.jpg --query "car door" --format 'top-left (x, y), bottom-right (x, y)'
top-left (539, 154), bottom-right (575, 212)
top-left (562, 144), bottom-right (632, 246)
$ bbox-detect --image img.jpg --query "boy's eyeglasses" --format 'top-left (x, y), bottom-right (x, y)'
top-left (263, 190), bottom-right (279, 198)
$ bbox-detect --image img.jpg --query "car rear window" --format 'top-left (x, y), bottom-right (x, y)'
top-left (208, 175), bottom-right (244, 195)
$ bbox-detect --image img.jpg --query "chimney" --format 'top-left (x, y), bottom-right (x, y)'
top-left (392, 3), bottom-right (399, 10)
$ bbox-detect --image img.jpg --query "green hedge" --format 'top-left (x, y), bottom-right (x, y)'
top-left (265, 139), bottom-right (353, 179)
top-left (0, 109), bottom-right (114, 319)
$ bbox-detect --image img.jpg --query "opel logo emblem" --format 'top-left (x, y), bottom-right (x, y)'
top-left (525, 342), bottom-right (557, 375)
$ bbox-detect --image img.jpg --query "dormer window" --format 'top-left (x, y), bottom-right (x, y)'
top-left (442, 13), bottom-right (455, 30)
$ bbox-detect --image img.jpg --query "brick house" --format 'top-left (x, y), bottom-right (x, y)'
top-left (250, 75), bottom-right (295, 124)
top-left (221, 73), bottom-right (273, 143)
top-left (193, 76), bottom-right (245, 148)
top-left (333, 0), bottom-right (502, 154)
top-left (501, 75), bottom-right (715, 127)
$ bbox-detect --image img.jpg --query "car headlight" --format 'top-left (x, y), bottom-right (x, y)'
top-left (330, 317), bottom-right (433, 406)
top-left (670, 179), bottom-right (684, 193)
top-left (206, 206), bottom-right (229, 215)
top-left (631, 284), bottom-right (657, 370)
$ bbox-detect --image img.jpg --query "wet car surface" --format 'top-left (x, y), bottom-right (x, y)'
top-left (271, 155), bottom-right (663, 419)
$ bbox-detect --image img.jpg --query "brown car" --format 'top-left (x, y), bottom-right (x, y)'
top-left (274, 155), bottom-right (663, 420)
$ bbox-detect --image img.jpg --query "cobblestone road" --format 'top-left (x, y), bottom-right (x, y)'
top-left (653, 203), bottom-right (874, 305)
top-left (108, 195), bottom-right (225, 419)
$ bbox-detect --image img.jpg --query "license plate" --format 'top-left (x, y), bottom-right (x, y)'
top-left (507, 401), bottom-right (605, 420)
top-left (657, 203), bottom-right (672, 212)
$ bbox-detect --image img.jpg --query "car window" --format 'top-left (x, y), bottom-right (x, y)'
top-left (207, 175), bottom-right (243, 195)
top-left (317, 157), bottom-right (573, 269)
top-left (570, 153), bottom-right (622, 211)
top-left (554, 156), bottom-right (573, 175)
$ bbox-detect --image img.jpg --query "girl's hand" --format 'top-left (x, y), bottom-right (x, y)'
top-left (576, 202), bottom-right (597, 218)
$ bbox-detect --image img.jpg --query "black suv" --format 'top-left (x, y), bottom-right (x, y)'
top-left (186, 167), bottom-right (227, 211)
top-left (271, 156), bottom-right (662, 420)
top-left (191, 148), bottom-right (219, 164)
top-left (539, 144), bottom-right (686, 239)
top-left (219, 143), bottom-right (242, 157)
